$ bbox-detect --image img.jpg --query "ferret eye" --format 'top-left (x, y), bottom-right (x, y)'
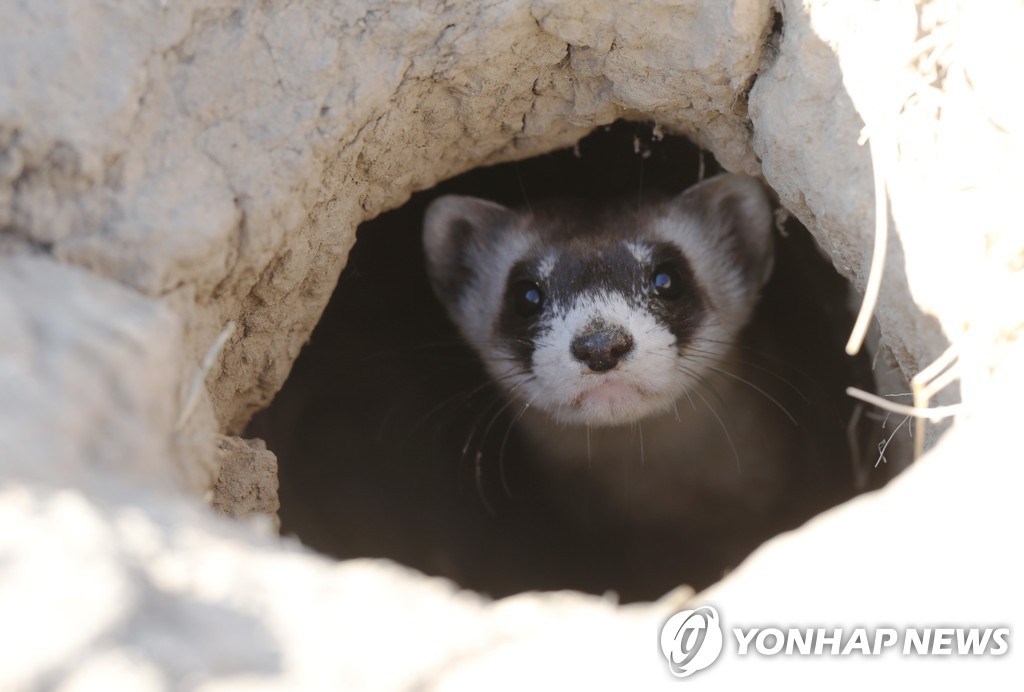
top-left (511, 280), bottom-right (546, 317)
top-left (651, 263), bottom-right (684, 300)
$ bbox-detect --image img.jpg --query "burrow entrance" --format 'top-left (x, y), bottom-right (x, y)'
top-left (249, 122), bottom-right (908, 602)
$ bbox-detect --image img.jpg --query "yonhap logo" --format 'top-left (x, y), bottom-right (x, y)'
top-left (658, 605), bottom-right (1010, 679)
top-left (659, 606), bottom-right (724, 678)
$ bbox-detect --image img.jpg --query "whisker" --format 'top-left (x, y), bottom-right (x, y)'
top-left (375, 360), bottom-right (485, 440)
top-left (499, 394), bottom-right (537, 499)
top-left (473, 448), bottom-right (498, 518)
top-left (467, 378), bottom-right (536, 514)
top-left (672, 360), bottom-right (732, 415)
top-left (680, 345), bottom-right (812, 404)
top-left (698, 363), bottom-right (799, 426)
top-left (638, 420), bottom-right (645, 466)
top-left (695, 336), bottom-right (825, 384)
top-left (691, 386), bottom-right (741, 473)
top-left (642, 344), bottom-right (801, 426)
top-left (460, 376), bottom-right (533, 457)
top-left (410, 369), bottom-right (531, 434)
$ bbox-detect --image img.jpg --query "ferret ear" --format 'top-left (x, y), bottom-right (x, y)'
top-left (675, 174), bottom-right (775, 289)
top-left (423, 195), bottom-right (514, 302)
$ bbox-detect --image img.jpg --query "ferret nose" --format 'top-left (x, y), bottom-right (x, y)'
top-left (571, 325), bottom-right (634, 372)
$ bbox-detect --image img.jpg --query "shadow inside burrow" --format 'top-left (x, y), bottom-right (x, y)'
top-left (248, 122), bottom-right (898, 602)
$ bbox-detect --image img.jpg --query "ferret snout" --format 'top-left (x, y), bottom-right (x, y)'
top-left (570, 320), bottom-right (634, 373)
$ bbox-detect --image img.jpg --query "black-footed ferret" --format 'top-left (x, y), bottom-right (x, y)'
top-left (423, 174), bottom-right (836, 534)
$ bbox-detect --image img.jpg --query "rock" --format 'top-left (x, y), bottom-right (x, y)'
top-left (1, 0), bottom-right (1020, 687)
top-left (212, 436), bottom-right (280, 526)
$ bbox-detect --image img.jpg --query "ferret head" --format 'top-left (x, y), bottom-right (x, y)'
top-left (423, 174), bottom-right (774, 427)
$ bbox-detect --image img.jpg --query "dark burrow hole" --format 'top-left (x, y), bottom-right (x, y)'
top-left (249, 122), bottom-right (896, 603)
